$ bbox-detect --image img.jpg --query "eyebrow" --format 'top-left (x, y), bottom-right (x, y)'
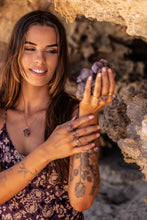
top-left (25, 41), bottom-right (58, 47)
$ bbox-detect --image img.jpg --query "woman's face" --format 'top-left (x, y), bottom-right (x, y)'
top-left (21, 25), bottom-right (58, 87)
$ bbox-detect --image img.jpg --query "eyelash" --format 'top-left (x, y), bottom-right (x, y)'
top-left (24, 48), bottom-right (58, 54)
top-left (46, 50), bottom-right (57, 54)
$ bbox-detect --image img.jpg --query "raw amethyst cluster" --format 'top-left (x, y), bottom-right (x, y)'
top-left (76, 59), bottom-right (113, 100)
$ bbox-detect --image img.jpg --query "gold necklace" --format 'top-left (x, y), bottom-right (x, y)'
top-left (23, 112), bottom-right (31, 136)
top-left (22, 93), bottom-right (31, 137)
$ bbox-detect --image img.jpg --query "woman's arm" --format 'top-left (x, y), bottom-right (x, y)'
top-left (68, 67), bottom-right (115, 211)
top-left (0, 114), bottom-right (98, 205)
top-left (0, 144), bottom-right (49, 205)
top-left (68, 114), bottom-right (100, 212)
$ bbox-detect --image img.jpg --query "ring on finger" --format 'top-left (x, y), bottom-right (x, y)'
top-left (108, 92), bottom-right (113, 96)
top-left (93, 95), bottom-right (98, 100)
top-left (101, 95), bottom-right (108, 102)
top-left (73, 132), bottom-right (78, 140)
top-left (76, 139), bottom-right (81, 147)
top-left (66, 123), bottom-right (74, 132)
top-left (97, 97), bottom-right (101, 102)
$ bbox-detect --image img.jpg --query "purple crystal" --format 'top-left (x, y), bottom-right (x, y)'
top-left (80, 68), bottom-right (91, 81)
top-left (76, 59), bottom-right (114, 100)
top-left (91, 62), bottom-right (103, 73)
top-left (99, 59), bottom-right (113, 69)
top-left (77, 75), bottom-right (82, 83)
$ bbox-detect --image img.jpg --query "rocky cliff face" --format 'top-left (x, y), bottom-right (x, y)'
top-left (0, 0), bottom-right (147, 201)
top-left (55, 0), bottom-right (147, 41)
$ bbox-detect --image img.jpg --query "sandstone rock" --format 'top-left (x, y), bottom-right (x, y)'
top-left (55, 0), bottom-right (147, 41)
top-left (118, 95), bottom-right (147, 181)
top-left (100, 92), bottom-right (147, 184)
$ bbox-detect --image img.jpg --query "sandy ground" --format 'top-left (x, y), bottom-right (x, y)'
top-left (83, 147), bottom-right (147, 220)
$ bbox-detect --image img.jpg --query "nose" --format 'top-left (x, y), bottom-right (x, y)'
top-left (34, 51), bottom-right (45, 65)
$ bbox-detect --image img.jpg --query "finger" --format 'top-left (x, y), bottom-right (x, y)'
top-left (108, 68), bottom-right (115, 94)
top-left (83, 76), bottom-right (92, 103)
top-left (73, 124), bottom-right (100, 139)
top-left (63, 114), bottom-right (95, 132)
top-left (101, 67), bottom-right (109, 96)
top-left (92, 73), bottom-right (102, 102)
top-left (72, 142), bottom-right (95, 154)
top-left (73, 132), bottom-right (100, 147)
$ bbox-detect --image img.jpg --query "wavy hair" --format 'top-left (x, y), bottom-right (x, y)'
top-left (0, 10), bottom-right (79, 181)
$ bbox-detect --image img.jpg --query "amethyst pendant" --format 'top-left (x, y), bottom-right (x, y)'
top-left (23, 128), bottom-right (31, 136)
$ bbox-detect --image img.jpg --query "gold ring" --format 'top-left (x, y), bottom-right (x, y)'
top-left (108, 92), bottom-right (113, 96)
top-left (93, 95), bottom-right (97, 100)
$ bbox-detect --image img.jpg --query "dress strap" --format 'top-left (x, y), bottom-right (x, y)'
top-left (4, 109), bottom-right (7, 125)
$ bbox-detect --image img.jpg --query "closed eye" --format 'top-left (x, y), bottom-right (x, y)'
top-left (24, 47), bottom-right (35, 51)
top-left (46, 49), bottom-right (58, 54)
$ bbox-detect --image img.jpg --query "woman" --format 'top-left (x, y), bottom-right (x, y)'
top-left (0, 10), bottom-right (115, 219)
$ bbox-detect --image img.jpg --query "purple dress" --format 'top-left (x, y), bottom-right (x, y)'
top-left (0, 123), bottom-right (84, 220)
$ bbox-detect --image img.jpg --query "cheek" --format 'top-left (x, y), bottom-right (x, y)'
top-left (21, 54), bottom-right (29, 69)
top-left (48, 56), bottom-right (58, 71)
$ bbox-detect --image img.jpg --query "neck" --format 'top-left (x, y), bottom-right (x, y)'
top-left (16, 84), bottom-right (50, 115)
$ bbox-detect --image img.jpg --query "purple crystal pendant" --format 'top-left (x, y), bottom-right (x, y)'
top-left (23, 128), bottom-right (31, 136)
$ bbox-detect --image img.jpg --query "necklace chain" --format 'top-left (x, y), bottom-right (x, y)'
top-left (23, 112), bottom-right (31, 136)
top-left (22, 93), bottom-right (31, 137)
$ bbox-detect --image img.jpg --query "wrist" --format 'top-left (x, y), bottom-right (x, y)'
top-left (36, 143), bottom-right (52, 165)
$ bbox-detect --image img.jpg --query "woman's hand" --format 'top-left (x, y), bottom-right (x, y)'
top-left (79, 67), bottom-right (116, 116)
top-left (42, 115), bottom-right (100, 161)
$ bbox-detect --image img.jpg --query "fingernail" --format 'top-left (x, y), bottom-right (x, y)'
top-left (108, 68), bottom-right (112, 73)
top-left (91, 143), bottom-right (95, 147)
top-left (102, 67), bottom-right (106, 72)
top-left (94, 147), bottom-right (99, 152)
top-left (71, 116), bottom-right (77, 121)
top-left (112, 93), bottom-right (117, 99)
top-left (97, 125), bottom-right (100, 129)
top-left (88, 115), bottom-right (94, 119)
top-left (96, 133), bottom-right (100, 137)
top-left (88, 76), bottom-right (92, 80)
top-left (98, 72), bottom-right (101, 77)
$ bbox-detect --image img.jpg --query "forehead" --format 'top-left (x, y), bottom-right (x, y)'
top-left (25, 25), bottom-right (57, 45)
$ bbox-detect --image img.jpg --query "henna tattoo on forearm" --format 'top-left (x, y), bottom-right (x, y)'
top-left (18, 161), bottom-right (38, 179)
top-left (0, 167), bottom-right (13, 188)
top-left (70, 151), bottom-right (99, 198)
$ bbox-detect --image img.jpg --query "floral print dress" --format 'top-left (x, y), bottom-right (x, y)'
top-left (0, 123), bottom-right (84, 220)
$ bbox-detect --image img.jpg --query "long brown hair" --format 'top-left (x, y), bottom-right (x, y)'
top-left (0, 10), bottom-right (79, 181)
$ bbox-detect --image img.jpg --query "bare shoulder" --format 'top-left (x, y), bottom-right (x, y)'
top-left (0, 109), bottom-right (5, 130)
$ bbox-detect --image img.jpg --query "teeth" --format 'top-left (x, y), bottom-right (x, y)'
top-left (32, 69), bottom-right (46, 73)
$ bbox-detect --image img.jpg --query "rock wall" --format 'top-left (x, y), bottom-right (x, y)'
top-left (55, 0), bottom-right (147, 41)
top-left (0, 0), bottom-right (147, 199)
top-left (0, 0), bottom-right (147, 45)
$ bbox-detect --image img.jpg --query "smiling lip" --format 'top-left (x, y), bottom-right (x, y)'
top-left (30, 68), bottom-right (47, 76)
